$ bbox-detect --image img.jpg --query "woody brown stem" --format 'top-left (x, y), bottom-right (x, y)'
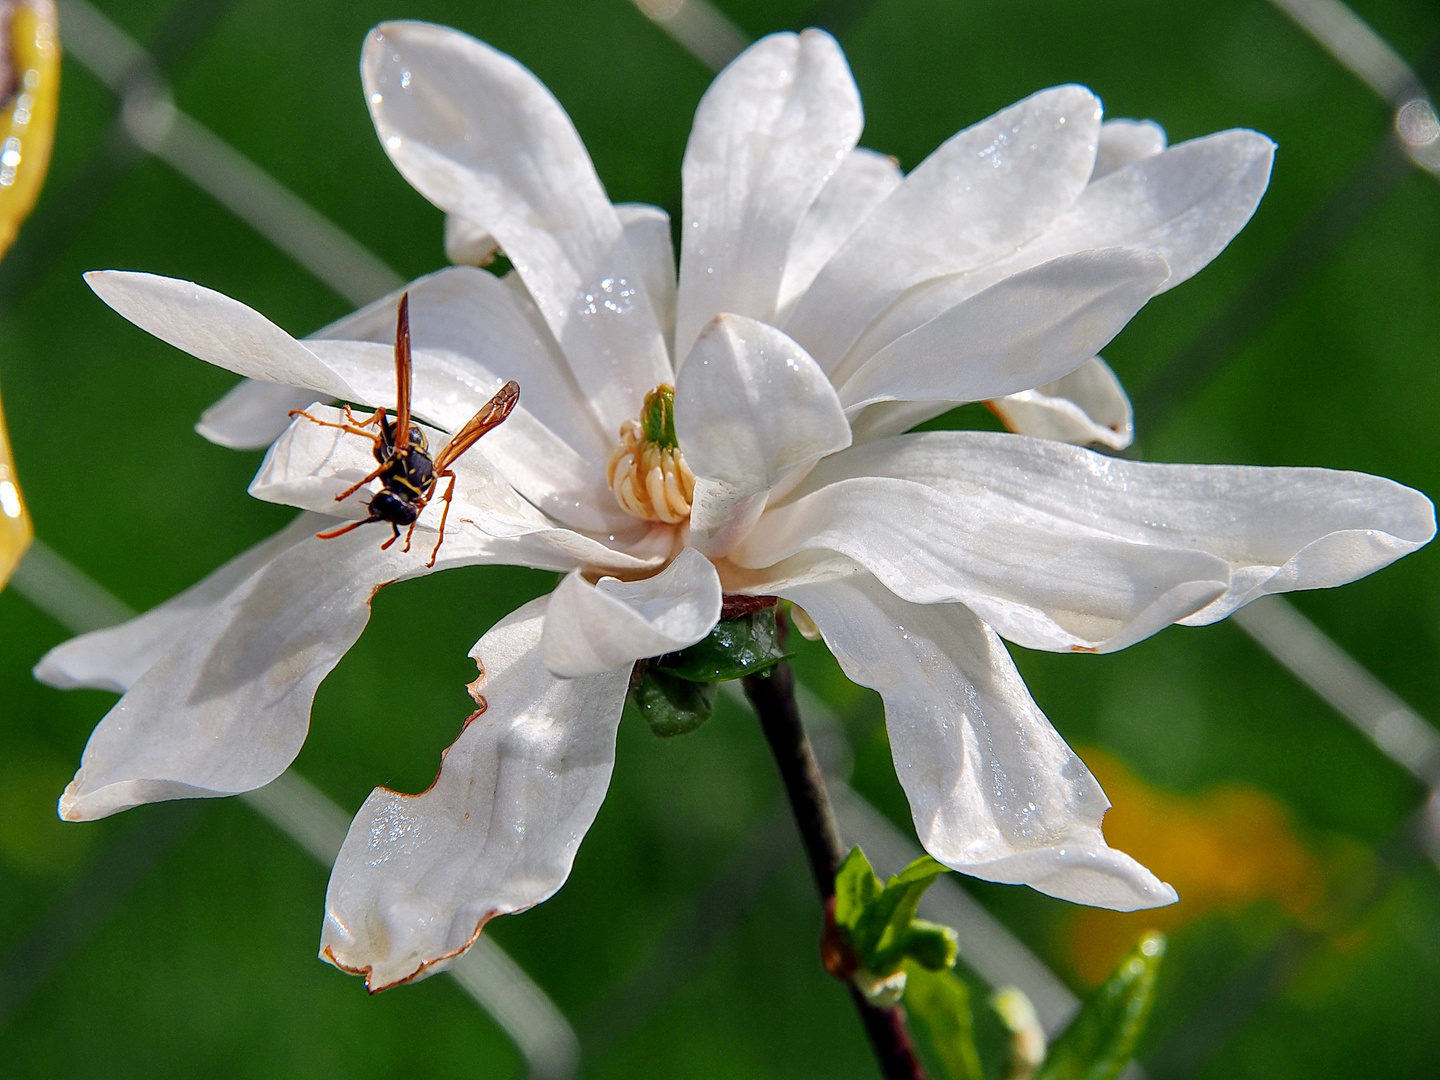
top-left (742, 660), bottom-right (928, 1080)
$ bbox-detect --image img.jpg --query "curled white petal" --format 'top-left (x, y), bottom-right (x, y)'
top-left (843, 130), bottom-right (1274, 368)
top-left (363, 20), bottom-right (669, 432)
top-left (995, 129), bottom-right (1274, 296)
top-left (794, 431), bottom-right (1436, 635)
top-left (34, 515), bottom-right (324, 693)
top-left (988, 357), bottom-right (1134, 450)
top-left (676, 314), bottom-right (850, 555)
top-left (616, 203), bottom-right (678, 355)
top-left (540, 548), bottom-right (722, 678)
top-left (1092, 118), bottom-right (1167, 182)
top-left (55, 532), bottom-right (428, 821)
top-left (86, 271), bottom-right (355, 399)
top-left (321, 596), bottom-right (630, 990)
top-left (197, 381), bottom-right (320, 450)
top-left (784, 85), bottom-right (1103, 371)
top-left (835, 249), bottom-right (1170, 410)
top-left (778, 147), bottom-right (902, 318)
top-left (736, 474), bottom-right (1231, 653)
top-left (676, 29), bottom-right (862, 358)
top-left (443, 214), bottom-right (498, 265)
top-left (781, 573), bottom-right (1175, 911)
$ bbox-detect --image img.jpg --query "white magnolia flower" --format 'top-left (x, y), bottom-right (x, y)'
top-left (38, 23), bottom-right (1433, 992)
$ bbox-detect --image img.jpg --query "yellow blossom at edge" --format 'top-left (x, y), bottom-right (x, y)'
top-left (0, 0), bottom-right (61, 588)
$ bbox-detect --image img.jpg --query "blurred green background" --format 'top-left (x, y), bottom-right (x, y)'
top-left (2, 0), bottom-right (1439, 1076)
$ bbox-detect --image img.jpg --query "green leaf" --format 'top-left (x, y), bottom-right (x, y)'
top-left (628, 668), bottom-right (718, 737)
top-left (851, 855), bottom-right (951, 973)
top-left (653, 607), bottom-right (788, 682)
top-left (903, 962), bottom-right (984, 1080)
top-left (834, 847), bottom-right (883, 932)
top-left (1035, 931), bottom-right (1166, 1080)
top-left (901, 919), bottom-right (958, 972)
top-left (889, 854), bottom-right (950, 886)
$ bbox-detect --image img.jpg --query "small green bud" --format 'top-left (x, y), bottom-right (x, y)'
top-left (652, 605), bottom-right (788, 683)
top-left (853, 966), bottom-right (908, 1008)
top-left (992, 986), bottom-right (1046, 1080)
top-left (629, 667), bottom-right (717, 736)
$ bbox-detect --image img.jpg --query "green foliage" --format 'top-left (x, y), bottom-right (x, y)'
top-left (629, 606), bottom-right (790, 736)
top-left (628, 667), bottom-right (719, 737)
top-left (903, 962), bottom-right (985, 1080)
top-left (833, 854), bottom-right (1165, 1080)
top-left (834, 846), bottom-right (885, 929)
top-left (833, 849), bottom-right (956, 976)
top-left (1036, 932), bottom-right (1167, 1080)
top-left (653, 606), bottom-right (788, 683)
top-left (903, 918), bottom-right (960, 972)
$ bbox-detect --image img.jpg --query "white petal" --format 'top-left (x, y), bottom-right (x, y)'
top-left (311, 267), bottom-right (609, 456)
top-left (801, 431), bottom-right (1436, 632)
top-left (540, 548), bottom-right (722, 677)
top-left (988, 357), bottom-right (1134, 450)
top-left (1022, 129), bottom-right (1273, 293)
top-left (736, 475), bottom-right (1231, 652)
top-left (249, 406), bottom-right (659, 574)
top-left (194, 279), bottom-right (425, 450)
top-left (783, 86), bottom-right (1103, 371)
top-left (197, 380), bottom-right (320, 450)
top-left (777, 148), bottom-right (902, 318)
top-left (1092, 119), bottom-right (1167, 182)
top-left (675, 30), bottom-right (862, 359)
top-left (842, 131), bottom-right (1274, 367)
top-left (86, 271), bottom-right (354, 399)
top-left (34, 515), bottom-right (324, 693)
top-left (675, 315), bottom-right (851, 556)
top-left (835, 249), bottom-right (1171, 410)
top-left (616, 203), bottom-right (678, 357)
top-left (363, 22), bottom-right (669, 431)
top-left (321, 596), bottom-right (629, 990)
top-left (443, 214), bottom-right (499, 265)
top-left (783, 573), bottom-right (1175, 910)
top-left (844, 399), bottom-right (956, 445)
top-left (54, 529), bottom-right (459, 821)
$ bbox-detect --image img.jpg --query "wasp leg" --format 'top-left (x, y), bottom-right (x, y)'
top-left (332, 460), bottom-right (391, 504)
top-left (315, 515), bottom-right (379, 541)
top-left (341, 404), bottom-right (387, 430)
top-left (379, 523), bottom-right (403, 550)
top-left (426, 471), bottom-right (459, 569)
top-left (288, 407), bottom-right (388, 455)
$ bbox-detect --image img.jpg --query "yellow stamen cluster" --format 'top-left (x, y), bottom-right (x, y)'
top-left (606, 385), bottom-right (695, 524)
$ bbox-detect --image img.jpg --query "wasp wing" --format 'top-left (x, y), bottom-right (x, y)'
top-left (392, 292), bottom-right (413, 452)
top-left (433, 380), bottom-right (520, 473)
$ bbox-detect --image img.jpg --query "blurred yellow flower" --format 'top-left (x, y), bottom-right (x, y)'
top-left (1063, 748), bottom-right (1362, 986)
top-left (0, 0), bottom-right (60, 588)
top-left (0, 388), bottom-right (29, 584)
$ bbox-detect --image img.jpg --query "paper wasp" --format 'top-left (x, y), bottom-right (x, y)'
top-left (290, 293), bottom-right (520, 568)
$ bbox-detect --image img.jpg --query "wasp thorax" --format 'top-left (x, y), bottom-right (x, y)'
top-left (607, 383), bottom-right (695, 525)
